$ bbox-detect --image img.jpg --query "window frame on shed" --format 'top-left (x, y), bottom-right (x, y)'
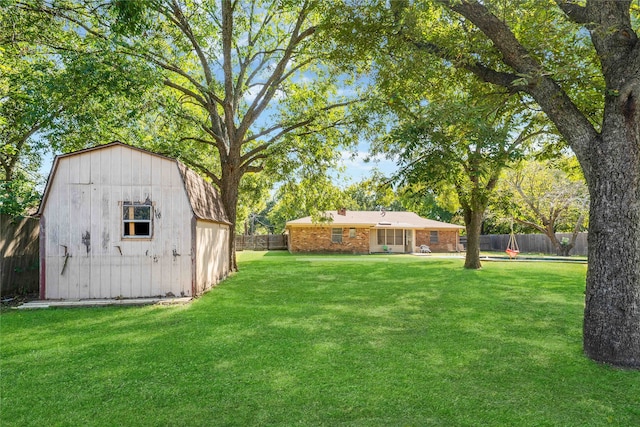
top-left (122, 202), bottom-right (154, 239)
top-left (331, 227), bottom-right (343, 243)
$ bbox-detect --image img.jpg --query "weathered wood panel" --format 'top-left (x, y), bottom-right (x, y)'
top-left (196, 221), bottom-right (230, 294)
top-left (235, 234), bottom-right (288, 251)
top-left (1, 215), bottom-right (39, 295)
top-left (42, 144), bottom-right (194, 299)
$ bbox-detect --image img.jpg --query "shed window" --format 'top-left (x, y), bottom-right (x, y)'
top-left (331, 228), bottom-right (343, 243)
top-left (430, 231), bottom-right (439, 244)
top-left (123, 203), bottom-right (153, 238)
top-left (349, 228), bottom-right (356, 238)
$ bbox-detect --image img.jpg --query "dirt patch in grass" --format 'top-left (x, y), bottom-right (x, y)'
top-left (1, 293), bottom-right (38, 311)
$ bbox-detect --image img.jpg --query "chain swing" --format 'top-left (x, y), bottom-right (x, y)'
top-left (505, 220), bottom-right (520, 259)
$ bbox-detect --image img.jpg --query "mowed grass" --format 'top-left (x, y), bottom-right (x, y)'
top-left (1, 252), bottom-right (639, 426)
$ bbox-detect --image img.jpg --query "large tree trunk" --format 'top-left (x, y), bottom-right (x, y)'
top-left (464, 208), bottom-right (483, 269)
top-left (556, 243), bottom-right (573, 257)
top-left (544, 230), bottom-right (573, 257)
top-left (220, 166), bottom-right (242, 272)
top-left (583, 122), bottom-right (640, 367)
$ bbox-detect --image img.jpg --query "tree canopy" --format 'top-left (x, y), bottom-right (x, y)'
top-left (13, 0), bottom-right (364, 269)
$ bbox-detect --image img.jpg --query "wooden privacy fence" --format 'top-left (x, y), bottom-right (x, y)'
top-left (236, 234), bottom-right (287, 251)
top-left (1, 215), bottom-right (40, 295)
top-left (480, 232), bottom-right (588, 256)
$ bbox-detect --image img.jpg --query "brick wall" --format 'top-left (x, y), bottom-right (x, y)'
top-left (288, 226), bottom-right (370, 254)
top-left (415, 229), bottom-right (460, 252)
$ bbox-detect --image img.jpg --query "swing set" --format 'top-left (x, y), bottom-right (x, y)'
top-left (505, 222), bottom-right (520, 259)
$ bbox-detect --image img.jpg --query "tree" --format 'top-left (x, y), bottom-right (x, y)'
top-left (380, 90), bottom-right (539, 268)
top-left (396, 183), bottom-right (457, 224)
top-left (267, 175), bottom-right (350, 233)
top-left (43, 0), bottom-right (359, 272)
top-left (501, 159), bottom-right (589, 256)
top-left (343, 174), bottom-right (404, 211)
top-left (2, 2), bottom-right (158, 215)
top-left (1, 3), bottom-right (56, 215)
top-left (0, 48), bottom-right (46, 216)
top-left (387, 0), bottom-right (640, 367)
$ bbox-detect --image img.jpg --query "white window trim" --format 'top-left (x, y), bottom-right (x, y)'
top-left (123, 202), bottom-right (154, 239)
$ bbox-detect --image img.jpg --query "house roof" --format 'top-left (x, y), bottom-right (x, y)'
top-left (37, 142), bottom-right (230, 225)
top-left (286, 210), bottom-right (464, 230)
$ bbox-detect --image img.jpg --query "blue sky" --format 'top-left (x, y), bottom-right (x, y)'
top-left (336, 144), bottom-right (397, 186)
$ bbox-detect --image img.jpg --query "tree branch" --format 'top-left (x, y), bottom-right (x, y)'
top-left (555, 0), bottom-right (590, 24)
top-left (180, 158), bottom-right (222, 187)
top-left (169, 0), bottom-right (214, 86)
top-left (163, 79), bottom-right (208, 107)
top-left (436, 0), bottom-right (599, 182)
top-left (514, 218), bottom-right (547, 234)
top-left (237, 3), bottom-right (315, 141)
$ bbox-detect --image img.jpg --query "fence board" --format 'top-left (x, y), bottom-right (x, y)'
top-left (1, 215), bottom-right (40, 295)
top-left (235, 234), bottom-right (287, 251)
top-left (480, 232), bottom-right (588, 256)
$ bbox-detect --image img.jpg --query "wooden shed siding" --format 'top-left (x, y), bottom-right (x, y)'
top-left (42, 145), bottom-right (194, 299)
top-left (195, 221), bottom-right (230, 294)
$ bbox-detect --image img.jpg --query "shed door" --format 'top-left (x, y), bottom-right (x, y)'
top-left (68, 184), bottom-right (93, 299)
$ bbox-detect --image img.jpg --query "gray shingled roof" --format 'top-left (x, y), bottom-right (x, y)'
top-left (176, 162), bottom-right (229, 224)
top-left (286, 210), bottom-right (464, 229)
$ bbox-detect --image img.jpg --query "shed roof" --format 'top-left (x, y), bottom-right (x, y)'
top-left (37, 142), bottom-right (230, 225)
top-left (176, 162), bottom-right (229, 224)
top-left (286, 210), bottom-right (464, 229)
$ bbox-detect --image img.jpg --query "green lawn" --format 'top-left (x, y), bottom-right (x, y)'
top-left (1, 252), bottom-right (638, 426)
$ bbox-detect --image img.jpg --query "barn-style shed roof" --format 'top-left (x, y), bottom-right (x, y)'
top-left (37, 141), bottom-right (230, 225)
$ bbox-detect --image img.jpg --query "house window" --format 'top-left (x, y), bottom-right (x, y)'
top-left (430, 231), bottom-right (439, 244)
top-left (331, 228), bottom-right (343, 243)
top-left (394, 229), bottom-right (403, 245)
top-left (377, 229), bottom-right (405, 245)
top-left (349, 228), bottom-right (356, 238)
top-left (123, 203), bottom-right (153, 238)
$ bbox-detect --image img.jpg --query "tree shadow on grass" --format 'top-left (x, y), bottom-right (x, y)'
top-left (2, 259), bottom-right (638, 426)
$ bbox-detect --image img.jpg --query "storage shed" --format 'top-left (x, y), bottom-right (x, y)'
top-left (37, 142), bottom-right (230, 300)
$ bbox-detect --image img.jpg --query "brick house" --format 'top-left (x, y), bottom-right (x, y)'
top-left (286, 209), bottom-right (464, 254)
